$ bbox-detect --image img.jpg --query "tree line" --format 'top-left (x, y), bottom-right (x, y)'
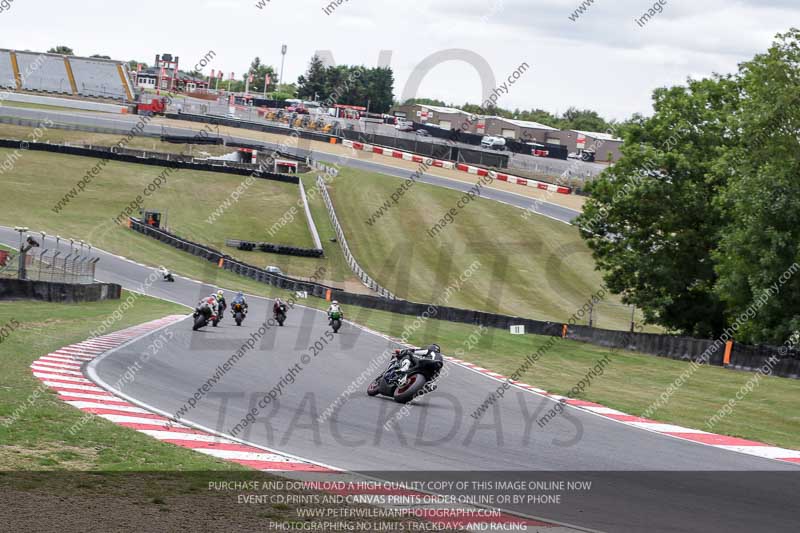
top-left (403, 97), bottom-right (612, 132)
top-left (577, 29), bottom-right (800, 345)
top-left (296, 55), bottom-right (394, 113)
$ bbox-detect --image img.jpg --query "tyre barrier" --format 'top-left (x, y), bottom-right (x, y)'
top-left (160, 134), bottom-right (224, 145)
top-left (225, 239), bottom-right (324, 258)
top-left (130, 219), bottom-right (334, 296)
top-left (130, 218), bottom-right (799, 378)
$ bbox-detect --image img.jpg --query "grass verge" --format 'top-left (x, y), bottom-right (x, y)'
top-left (0, 297), bottom-right (436, 531)
top-left (326, 165), bottom-right (646, 330)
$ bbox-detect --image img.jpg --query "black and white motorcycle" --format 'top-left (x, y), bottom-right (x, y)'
top-left (367, 345), bottom-right (444, 404)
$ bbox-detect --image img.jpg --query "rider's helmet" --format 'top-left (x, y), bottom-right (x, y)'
top-left (216, 290), bottom-right (224, 300)
top-left (428, 344), bottom-right (441, 354)
top-left (236, 292), bottom-right (243, 299)
top-left (332, 300), bottom-right (339, 305)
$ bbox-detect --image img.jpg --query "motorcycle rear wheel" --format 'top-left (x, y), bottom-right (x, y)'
top-left (393, 374), bottom-right (427, 404)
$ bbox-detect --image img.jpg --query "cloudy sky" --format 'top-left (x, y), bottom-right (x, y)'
top-left (0, 0), bottom-right (797, 119)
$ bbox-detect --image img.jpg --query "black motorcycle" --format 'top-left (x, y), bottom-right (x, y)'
top-left (274, 304), bottom-right (287, 326)
top-left (367, 349), bottom-right (444, 404)
top-left (192, 303), bottom-right (215, 331)
top-left (163, 272), bottom-right (175, 282)
top-left (232, 302), bottom-right (246, 326)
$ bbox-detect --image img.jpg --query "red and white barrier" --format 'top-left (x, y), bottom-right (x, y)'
top-left (341, 139), bottom-right (570, 194)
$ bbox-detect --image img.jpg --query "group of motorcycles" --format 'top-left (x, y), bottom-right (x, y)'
top-left (192, 294), bottom-right (287, 332)
top-left (181, 273), bottom-right (442, 405)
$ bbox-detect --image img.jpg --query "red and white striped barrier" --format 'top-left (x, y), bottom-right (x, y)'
top-left (341, 139), bottom-right (571, 194)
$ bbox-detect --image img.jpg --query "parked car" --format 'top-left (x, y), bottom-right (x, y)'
top-left (266, 265), bottom-right (283, 275)
top-left (395, 120), bottom-right (414, 132)
top-left (414, 129), bottom-right (430, 137)
top-left (481, 135), bottom-right (506, 151)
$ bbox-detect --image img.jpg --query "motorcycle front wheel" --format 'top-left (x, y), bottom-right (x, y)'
top-left (367, 378), bottom-right (381, 396)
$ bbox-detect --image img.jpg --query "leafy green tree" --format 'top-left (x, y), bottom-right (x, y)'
top-left (297, 55), bottom-right (327, 100)
top-left (275, 83), bottom-right (297, 97)
top-left (128, 60), bottom-right (147, 71)
top-left (245, 57), bottom-right (277, 93)
top-left (364, 67), bottom-right (394, 113)
top-left (516, 108), bottom-right (559, 127)
top-left (713, 29), bottom-right (800, 344)
top-left (403, 97), bottom-right (448, 106)
top-left (90, 54), bottom-right (111, 59)
top-left (48, 45), bottom-right (74, 55)
top-left (558, 107), bottom-right (609, 132)
top-left (575, 76), bottom-right (740, 337)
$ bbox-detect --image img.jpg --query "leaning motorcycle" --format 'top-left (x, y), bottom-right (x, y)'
top-left (232, 303), bottom-right (246, 326)
top-left (192, 303), bottom-right (215, 331)
top-left (329, 310), bottom-right (342, 334)
top-left (367, 349), bottom-right (444, 403)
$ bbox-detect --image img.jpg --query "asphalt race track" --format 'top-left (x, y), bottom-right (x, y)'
top-left (2, 227), bottom-right (798, 533)
top-left (0, 106), bottom-right (579, 224)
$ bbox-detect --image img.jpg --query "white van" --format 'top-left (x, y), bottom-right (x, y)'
top-left (481, 136), bottom-right (506, 150)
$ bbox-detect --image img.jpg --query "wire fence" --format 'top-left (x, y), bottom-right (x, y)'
top-left (317, 175), bottom-right (395, 299)
top-left (1, 249), bottom-right (98, 284)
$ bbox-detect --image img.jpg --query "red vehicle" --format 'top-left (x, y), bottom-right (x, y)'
top-left (136, 97), bottom-right (167, 116)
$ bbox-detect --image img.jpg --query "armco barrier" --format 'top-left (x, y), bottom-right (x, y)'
top-left (129, 218), bottom-right (799, 378)
top-left (299, 178), bottom-right (324, 251)
top-left (316, 176), bottom-right (395, 299)
top-left (0, 139), bottom-right (299, 184)
top-left (0, 279), bottom-right (121, 303)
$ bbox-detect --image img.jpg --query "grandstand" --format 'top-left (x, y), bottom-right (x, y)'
top-left (0, 49), bottom-right (135, 101)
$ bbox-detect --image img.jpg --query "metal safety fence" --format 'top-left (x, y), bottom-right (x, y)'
top-left (316, 176), bottom-right (395, 299)
top-left (4, 249), bottom-right (99, 284)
